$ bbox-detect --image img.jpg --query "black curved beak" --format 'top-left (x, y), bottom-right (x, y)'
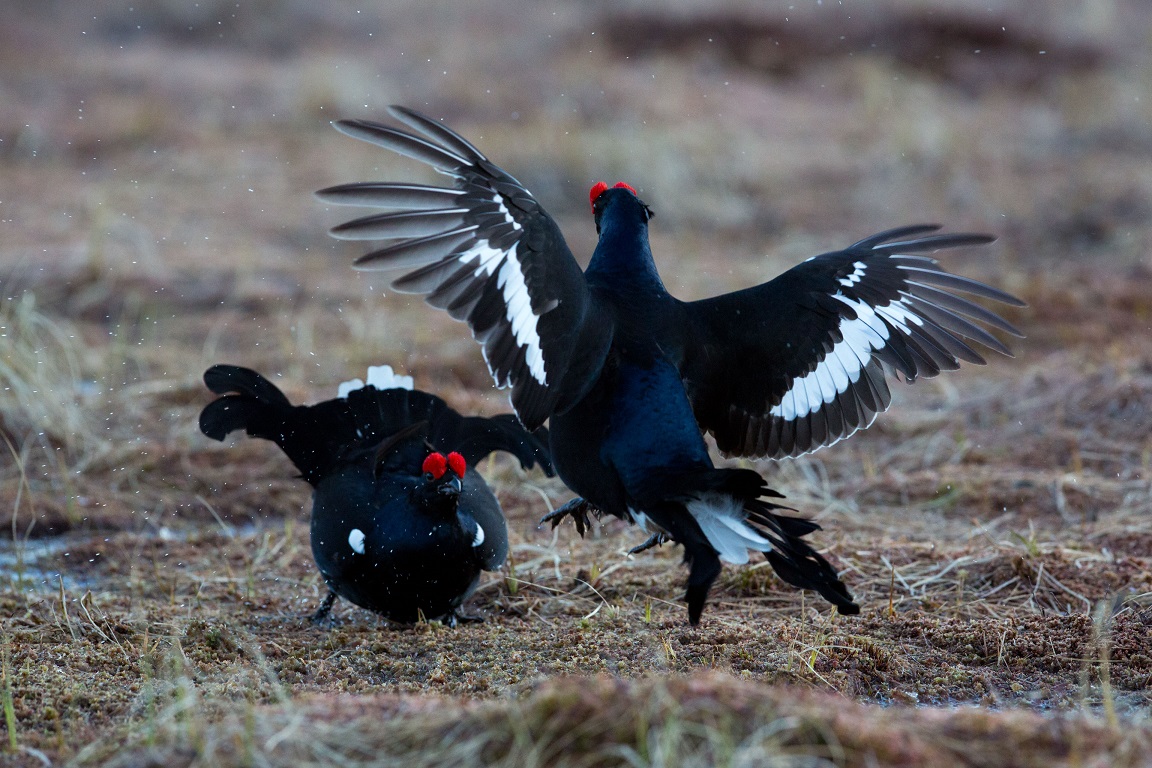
top-left (438, 474), bottom-right (462, 497)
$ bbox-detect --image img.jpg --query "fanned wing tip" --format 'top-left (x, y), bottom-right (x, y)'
top-left (882, 233), bottom-right (997, 252)
top-left (329, 118), bottom-right (470, 171)
top-left (315, 182), bottom-right (464, 209)
top-left (349, 228), bottom-right (477, 272)
top-left (331, 118), bottom-right (386, 142)
top-left (900, 265), bottom-right (1027, 311)
top-left (386, 105), bottom-right (489, 163)
top-left (328, 209), bottom-right (469, 241)
top-left (849, 224), bottom-right (942, 250)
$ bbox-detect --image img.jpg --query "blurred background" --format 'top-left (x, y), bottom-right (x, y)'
top-left (2, 0), bottom-right (1150, 530)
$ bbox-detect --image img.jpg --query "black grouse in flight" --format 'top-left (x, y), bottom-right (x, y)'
top-left (199, 363), bottom-right (552, 625)
top-left (316, 107), bottom-right (1024, 624)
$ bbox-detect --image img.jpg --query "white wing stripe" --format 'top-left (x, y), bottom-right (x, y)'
top-left (874, 300), bottom-right (923, 334)
top-left (825, 345), bottom-right (855, 390)
top-left (460, 239), bottom-right (547, 386)
top-left (447, 193), bottom-right (550, 385)
top-left (813, 357), bottom-right (838, 404)
top-left (769, 293), bottom-right (897, 420)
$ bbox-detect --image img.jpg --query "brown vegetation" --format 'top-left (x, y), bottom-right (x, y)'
top-left (2, 1), bottom-right (1151, 765)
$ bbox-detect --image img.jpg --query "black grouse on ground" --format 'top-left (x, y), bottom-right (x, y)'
top-left (199, 363), bottom-right (552, 625)
top-left (315, 107), bottom-right (1025, 624)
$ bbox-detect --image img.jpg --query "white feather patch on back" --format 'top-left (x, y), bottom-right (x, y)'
top-left (338, 364), bottom-right (414, 398)
top-left (366, 364), bottom-right (414, 391)
top-left (337, 378), bottom-right (365, 399)
top-left (348, 528), bottom-right (366, 555)
top-left (686, 493), bottom-right (772, 565)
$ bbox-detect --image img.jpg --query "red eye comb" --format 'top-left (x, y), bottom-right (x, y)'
top-left (447, 452), bottom-right (466, 477)
top-left (422, 452), bottom-right (447, 479)
top-left (613, 182), bottom-right (637, 195)
top-left (589, 181), bottom-right (608, 211)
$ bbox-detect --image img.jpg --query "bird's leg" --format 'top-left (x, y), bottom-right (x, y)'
top-left (539, 497), bottom-right (601, 537)
top-left (310, 590), bottom-right (338, 625)
top-left (627, 532), bottom-right (669, 555)
top-left (684, 546), bottom-right (722, 626)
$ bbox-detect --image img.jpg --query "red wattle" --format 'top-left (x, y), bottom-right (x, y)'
top-left (422, 452), bottom-right (447, 479)
top-left (589, 181), bottom-right (609, 211)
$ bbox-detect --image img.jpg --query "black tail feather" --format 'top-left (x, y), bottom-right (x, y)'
top-left (744, 498), bottom-right (858, 614)
top-left (634, 467), bottom-right (857, 619)
top-left (199, 365), bottom-right (293, 443)
top-left (203, 364), bottom-right (292, 405)
top-left (765, 546), bottom-right (859, 615)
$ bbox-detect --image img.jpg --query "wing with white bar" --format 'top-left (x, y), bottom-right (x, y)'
top-left (679, 225), bottom-right (1026, 459)
top-left (317, 106), bottom-right (597, 430)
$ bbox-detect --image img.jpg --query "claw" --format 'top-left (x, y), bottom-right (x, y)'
top-left (539, 497), bottom-right (601, 537)
top-left (311, 590), bottom-right (338, 625)
top-left (628, 532), bottom-right (669, 555)
top-left (445, 610), bottom-right (485, 627)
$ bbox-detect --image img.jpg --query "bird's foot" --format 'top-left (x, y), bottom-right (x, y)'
top-left (627, 532), bottom-right (669, 555)
top-left (443, 610), bottom-right (485, 628)
top-left (310, 591), bottom-right (338, 626)
top-left (539, 497), bottom-right (601, 537)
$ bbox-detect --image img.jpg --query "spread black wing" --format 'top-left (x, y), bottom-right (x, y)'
top-left (318, 107), bottom-right (608, 430)
top-left (678, 225), bottom-right (1025, 459)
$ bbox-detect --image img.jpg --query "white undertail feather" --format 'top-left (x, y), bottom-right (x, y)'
top-left (337, 364), bottom-right (414, 398)
top-left (336, 379), bottom-right (364, 399)
top-left (367, 364), bottom-right (414, 390)
top-left (686, 493), bottom-right (773, 565)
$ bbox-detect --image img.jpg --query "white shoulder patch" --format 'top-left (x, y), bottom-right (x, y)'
top-left (348, 528), bottom-right (366, 555)
top-left (471, 523), bottom-right (485, 548)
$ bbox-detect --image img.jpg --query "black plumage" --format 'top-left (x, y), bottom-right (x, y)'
top-left (318, 108), bottom-right (1025, 623)
top-left (199, 364), bottom-right (552, 625)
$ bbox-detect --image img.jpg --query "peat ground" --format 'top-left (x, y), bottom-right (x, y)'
top-left (2, 2), bottom-right (1152, 765)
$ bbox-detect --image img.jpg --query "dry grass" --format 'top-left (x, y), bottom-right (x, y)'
top-left (2, 1), bottom-right (1152, 766)
top-left (76, 674), bottom-right (1152, 768)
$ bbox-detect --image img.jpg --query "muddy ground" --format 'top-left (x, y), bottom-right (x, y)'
top-left (2, 1), bottom-right (1152, 765)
